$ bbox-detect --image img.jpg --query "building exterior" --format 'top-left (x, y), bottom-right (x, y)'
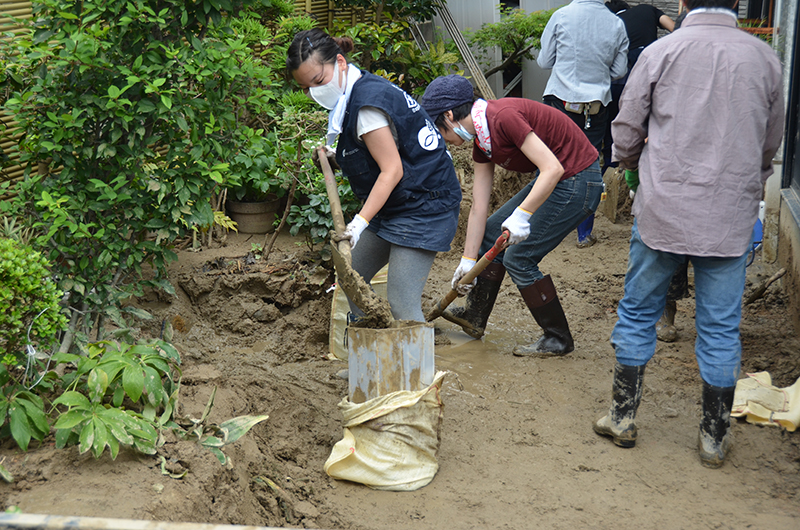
top-left (773, 0), bottom-right (800, 330)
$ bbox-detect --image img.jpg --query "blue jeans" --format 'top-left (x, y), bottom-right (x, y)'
top-left (611, 221), bottom-right (747, 387)
top-left (479, 160), bottom-right (603, 287)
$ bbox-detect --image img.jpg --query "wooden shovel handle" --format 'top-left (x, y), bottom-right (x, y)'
top-left (426, 230), bottom-right (510, 322)
top-left (318, 147), bottom-right (347, 235)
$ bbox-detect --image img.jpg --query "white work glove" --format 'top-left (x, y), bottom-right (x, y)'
top-left (451, 256), bottom-right (477, 296)
top-left (341, 214), bottom-right (369, 249)
top-left (501, 207), bottom-right (532, 245)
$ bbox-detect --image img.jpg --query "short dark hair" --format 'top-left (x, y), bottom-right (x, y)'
top-left (605, 1), bottom-right (630, 14)
top-left (433, 101), bottom-right (474, 131)
top-left (684, 0), bottom-right (738, 9)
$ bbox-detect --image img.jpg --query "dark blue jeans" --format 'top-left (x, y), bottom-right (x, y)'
top-left (478, 160), bottom-right (603, 287)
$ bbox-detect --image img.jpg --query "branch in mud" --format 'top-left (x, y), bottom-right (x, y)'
top-left (263, 138), bottom-right (303, 261)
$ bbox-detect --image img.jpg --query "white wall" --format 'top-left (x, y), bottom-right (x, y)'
top-left (520, 1), bottom-right (570, 102)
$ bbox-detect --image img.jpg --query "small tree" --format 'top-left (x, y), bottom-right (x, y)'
top-left (467, 6), bottom-right (558, 80)
top-left (4, 0), bottom-right (276, 348)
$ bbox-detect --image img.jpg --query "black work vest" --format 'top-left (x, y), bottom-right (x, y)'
top-left (336, 72), bottom-right (461, 218)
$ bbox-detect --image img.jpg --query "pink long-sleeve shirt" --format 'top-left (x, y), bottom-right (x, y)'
top-left (612, 12), bottom-right (784, 257)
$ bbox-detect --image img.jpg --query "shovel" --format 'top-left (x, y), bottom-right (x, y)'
top-left (318, 147), bottom-right (393, 329)
top-left (425, 230), bottom-right (509, 322)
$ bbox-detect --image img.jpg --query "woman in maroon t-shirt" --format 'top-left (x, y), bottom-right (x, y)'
top-left (421, 74), bottom-right (603, 357)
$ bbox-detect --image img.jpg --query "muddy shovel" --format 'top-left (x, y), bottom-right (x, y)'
top-left (318, 147), bottom-right (393, 328)
top-left (425, 230), bottom-right (509, 322)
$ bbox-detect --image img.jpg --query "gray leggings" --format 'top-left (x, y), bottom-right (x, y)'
top-left (348, 230), bottom-right (436, 322)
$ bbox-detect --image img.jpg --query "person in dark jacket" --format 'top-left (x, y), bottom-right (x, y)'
top-left (286, 29), bottom-right (461, 323)
top-left (602, 0), bottom-right (674, 175)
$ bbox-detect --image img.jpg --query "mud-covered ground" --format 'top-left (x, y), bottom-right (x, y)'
top-left (2, 164), bottom-right (799, 529)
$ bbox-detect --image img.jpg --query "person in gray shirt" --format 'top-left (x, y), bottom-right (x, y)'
top-left (538, 0), bottom-right (629, 247)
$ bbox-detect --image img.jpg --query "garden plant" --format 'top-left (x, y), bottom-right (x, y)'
top-left (0, 0), bottom-right (470, 463)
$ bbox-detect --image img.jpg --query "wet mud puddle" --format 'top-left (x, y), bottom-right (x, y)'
top-left (434, 327), bottom-right (526, 400)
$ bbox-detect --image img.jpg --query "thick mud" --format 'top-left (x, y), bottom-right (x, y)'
top-left (1, 160), bottom-right (799, 529)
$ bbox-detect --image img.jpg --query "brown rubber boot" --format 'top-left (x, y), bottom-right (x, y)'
top-left (512, 275), bottom-right (574, 357)
top-left (593, 363), bottom-right (646, 448)
top-left (698, 381), bottom-right (735, 468)
top-left (656, 300), bottom-right (678, 342)
top-left (442, 262), bottom-right (505, 339)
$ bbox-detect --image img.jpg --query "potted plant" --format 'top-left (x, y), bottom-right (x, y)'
top-left (226, 127), bottom-right (288, 234)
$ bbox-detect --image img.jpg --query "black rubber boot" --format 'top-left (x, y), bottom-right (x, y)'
top-left (512, 275), bottom-right (574, 357)
top-left (442, 262), bottom-right (505, 339)
top-left (593, 363), bottom-right (646, 448)
top-left (698, 381), bottom-right (735, 468)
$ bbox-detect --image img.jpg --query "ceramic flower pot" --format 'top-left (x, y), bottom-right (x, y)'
top-left (226, 196), bottom-right (281, 234)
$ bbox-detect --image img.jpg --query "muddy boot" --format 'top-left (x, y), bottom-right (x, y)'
top-left (593, 363), bottom-right (646, 448)
top-left (656, 300), bottom-right (678, 342)
top-left (698, 381), bottom-right (735, 469)
top-left (442, 262), bottom-right (505, 339)
top-left (513, 275), bottom-right (574, 357)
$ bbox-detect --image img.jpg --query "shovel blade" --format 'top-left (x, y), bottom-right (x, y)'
top-left (331, 242), bottom-right (393, 328)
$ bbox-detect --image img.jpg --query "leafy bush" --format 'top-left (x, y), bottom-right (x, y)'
top-left (287, 178), bottom-right (361, 246)
top-left (332, 19), bottom-right (462, 97)
top-left (226, 128), bottom-right (286, 202)
top-left (0, 237), bottom-right (67, 362)
top-left (466, 6), bottom-right (557, 80)
top-left (0, 238), bottom-right (66, 453)
top-left (0, 374), bottom-right (50, 452)
top-left (52, 339), bottom-right (181, 458)
top-left (334, 0), bottom-right (444, 22)
top-left (4, 0), bottom-right (275, 346)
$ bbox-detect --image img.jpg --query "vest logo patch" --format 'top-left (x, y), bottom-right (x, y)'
top-left (342, 148), bottom-right (360, 157)
top-left (418, 120), bottom-right (439, 151)
top-left (404, 92), bottom-right (420, 111)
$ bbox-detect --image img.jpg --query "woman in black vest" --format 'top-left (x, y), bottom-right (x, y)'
top-left (286, 29), bottom-right (461, 323)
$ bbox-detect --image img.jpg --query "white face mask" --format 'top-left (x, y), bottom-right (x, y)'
top-left (448, 118), bottom-right (475, 142)
top-left (309, 65), bottom-right (345, 110)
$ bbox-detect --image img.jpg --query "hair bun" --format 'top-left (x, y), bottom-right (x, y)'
top-left (334, 36), bottom-right (355, 54)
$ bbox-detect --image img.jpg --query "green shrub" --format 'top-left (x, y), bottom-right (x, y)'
top-left (53, 339), bottom-right (181, 458)
top-left (0, 237), bottom-right (66, 451)
top-left (332, 19), bottom-right (462, 97)
top-left (287, 176), bottom-right (360, 247)
top-left (0, 237), bottom-right (67, 362)
top-left (4, 0), bottom-right (275, 346)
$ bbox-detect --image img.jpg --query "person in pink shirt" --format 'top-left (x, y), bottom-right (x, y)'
top-left (593, 0), bottom-right (784, 468)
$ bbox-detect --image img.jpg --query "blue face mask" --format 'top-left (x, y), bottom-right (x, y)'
top-left (448, 119), bottom-right (475, 142)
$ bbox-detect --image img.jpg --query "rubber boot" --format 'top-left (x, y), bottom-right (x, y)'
top-left (656, 300), bottom-right (678, 342)
top-left (698, 381), bottom-right (735, 469)
top-left (576, 214), bottom-right (597, 248)
top-left (593, 363), bottom-right (646, 448)
top-left (442, 262), bottom-right (505, 339)
top-left (513, 275), bottom-right (574, 357)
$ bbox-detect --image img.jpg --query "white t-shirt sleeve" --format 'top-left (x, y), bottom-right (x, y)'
top-left (356, 106), bottom-right (391, 139)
